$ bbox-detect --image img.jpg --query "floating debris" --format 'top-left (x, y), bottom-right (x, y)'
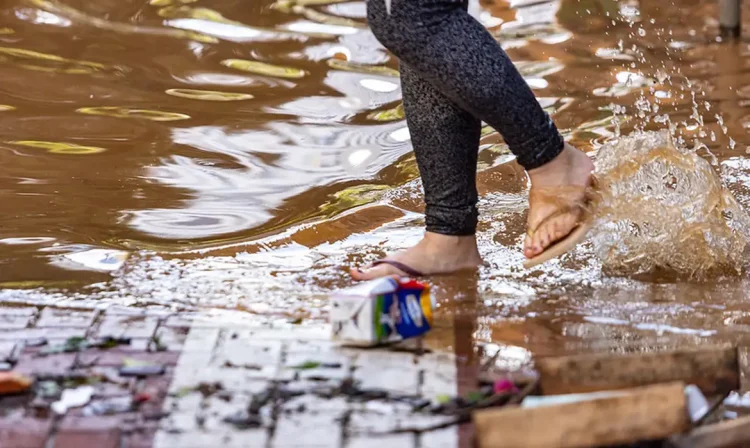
top-left (51, 386), bottom-right (94, 415)
top-left (221, 59), bottom-right (307, 79)
top-left (0, 362), bottom-right (13, 372)
top-left (165, 88), bottom-right (254, 101)
top-left (0, 372), bottom-right (31, 395)
top-left (60, 249), bottom-right (129, 272)
top-left (82, 396), bottom-right (133, 416)
top-left (291, 361), bottom-right (343, 370)
top-left (326, 58), bottom-right (399, 77)
top-left (119, 359), bottom-right (166, 377)
top-left (76, 106), bottom-right (190, 121)
top-left (7, 140), bottom-right (106, 155)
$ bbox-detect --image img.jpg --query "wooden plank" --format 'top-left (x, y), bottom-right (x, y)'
top-left (670, 415), bottom-right (750, 448)
top-left (473, 382), bottom-right (690, 448)
top-left (536, 345), bottom-right (738, 395)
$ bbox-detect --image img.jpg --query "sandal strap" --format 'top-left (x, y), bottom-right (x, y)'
top-left (372, 260), bottom-right (424, 277)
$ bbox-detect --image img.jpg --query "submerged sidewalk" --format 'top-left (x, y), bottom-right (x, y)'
top-left (0, 302), bottom-right (475, 448)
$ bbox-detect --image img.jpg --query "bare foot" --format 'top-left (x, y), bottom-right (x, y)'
top-left (524, 143), bottom-right (595, 259)
top-left (350, 232), bottom-right (483, 280)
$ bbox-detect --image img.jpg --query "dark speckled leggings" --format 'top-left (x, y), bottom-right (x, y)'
top-left (367, 0), bottom-right (564, 235)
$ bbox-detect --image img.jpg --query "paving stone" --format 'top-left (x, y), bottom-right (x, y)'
top-left (418, 427), bottom-right (460, 448)
top-left (78, 349), bottom-right (180, 368)
top-left (54, 416), bottom-right (121, 448)
top-left (156, 393), bottom-right (269, 448)
top-left (0, 417), bottom-right (51, 448)
top-left (347, 433), bottom-right (416, 448)
top-left (154, 429), bottom-right (268, 448)
top-left (153, 326), bottom-right (188, 351)
top-left (0, 307), bottom-right (36, 329)
top-left (122, 425), bottom-right (157, 448)
top-left (0, 340), bottom-right (16, 360)
top-left (179, 327), bottom-right (220, 353)
top-left (241, 325), bottom-right (330, 342)
top-left (280, 395), bottom-right (349, 414)
top-left (96, 313), bottom-right (160, 339)
top-left (283, 341), bottom-right (357, 382)
top-left (272, 409), bottom-right (345, 447)
top-left (416, 352), bottom-right (458, 399)
top-left (211, 331), bottom-right (282, 380)
top-left (0, 328), bottom-right (87, 341)
top-left (36, 307), bottom-right (96, 328)
top-left (168, 365), bottom-right (272, 394)
top-left (14, 352), bottom-right (76, 376)
top-left (352, 350), bottom-right (419, 395)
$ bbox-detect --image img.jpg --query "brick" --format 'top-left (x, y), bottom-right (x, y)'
top-left (0, 340), bottom-right (16, 360)
top-left (0, 328), bottom-right (87, 341)
top-left (78, 349), bottom-right (180, 368)
top-left (352, 350), bottom-right (419, 395)
top-left (122, 425), bottom-right (157, 448)
top-left (416, 352), bottom-right (458, 399)
top-left (14, 353), bottom-right (76, 376)
top-left (54, 416), bottom-right (121, 448)
top-left (153, 325), bottom-right (188, 351)
top-left (0, 417), bottom-right (51, 448)
top-left (347, 434), bottom-right (415, 448)
top-left (418, 427), bottom-right (460, 448)
top-left (36, 307), bottom-right (96, 328)
top-left (0, 307), bottom-right (36, 329)
top-left (273, 410), bottom-right (344, 447)
top-left (95, 314), bottom-right (159, 339)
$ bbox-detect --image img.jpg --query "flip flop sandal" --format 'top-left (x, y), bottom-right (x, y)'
top-left (522, 179), bottom-right (598, 269)
top-left (370, 259), bottom-right (424, 277)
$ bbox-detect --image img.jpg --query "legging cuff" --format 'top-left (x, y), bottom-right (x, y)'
top-left (425, 204), bottom-right (477, 236)
top-left (511, 116), bottom-right (565, 170)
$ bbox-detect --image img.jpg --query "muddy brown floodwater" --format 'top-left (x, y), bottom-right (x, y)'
top-left (3, 0), bottom-right (750, 373)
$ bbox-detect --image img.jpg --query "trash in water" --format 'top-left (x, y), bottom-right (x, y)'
top-left (0, 362), bottom-right (13, 372)
top-left (119, 363), bottom-right (166, 377)
top-left (330, 277), bottom-right (433, 346)
top-left (51, 386), bottom-right (94, 415)
top-left (82, 396), bottom-right (133, 416)
top-left (493, 379), bottom-right (518, 394)
top-left (57, 249), bottom-right (129, 272)
top-left (0, 372), bottom-right (32, 395)
top-left (724, 390), bottom-right (750, 408)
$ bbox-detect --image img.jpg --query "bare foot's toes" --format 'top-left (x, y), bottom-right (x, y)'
top-left (349, 264), bottom-right (405, 281)
top-left (524, 210), bottom-right (581, 258)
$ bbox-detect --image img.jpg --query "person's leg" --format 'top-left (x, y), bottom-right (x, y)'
top-left (352, 63), bottom-right (483, 279)
top-left (366, 0), bottom-right (593, 261)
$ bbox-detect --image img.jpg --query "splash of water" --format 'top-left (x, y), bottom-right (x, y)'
top-left (591, 130), bottom-right (750, 277)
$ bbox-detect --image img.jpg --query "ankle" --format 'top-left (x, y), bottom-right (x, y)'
top-left (527, 144), bottom-right (593, 187)
top-left (422, 232), bottom-right (478, 251)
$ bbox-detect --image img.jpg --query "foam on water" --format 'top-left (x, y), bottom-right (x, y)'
top-left (591, 130), bottom-right (750, 277)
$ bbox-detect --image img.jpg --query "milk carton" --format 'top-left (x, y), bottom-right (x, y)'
top-left (330, 277), bottom-right (433, 346)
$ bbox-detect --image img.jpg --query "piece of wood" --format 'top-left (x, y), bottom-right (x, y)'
top-left (536, 345), bottom-right (738, 395)
top-left (670, 415), bottom-right (750, 448)
top-left (473, 382), bottom-right (690, 448)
